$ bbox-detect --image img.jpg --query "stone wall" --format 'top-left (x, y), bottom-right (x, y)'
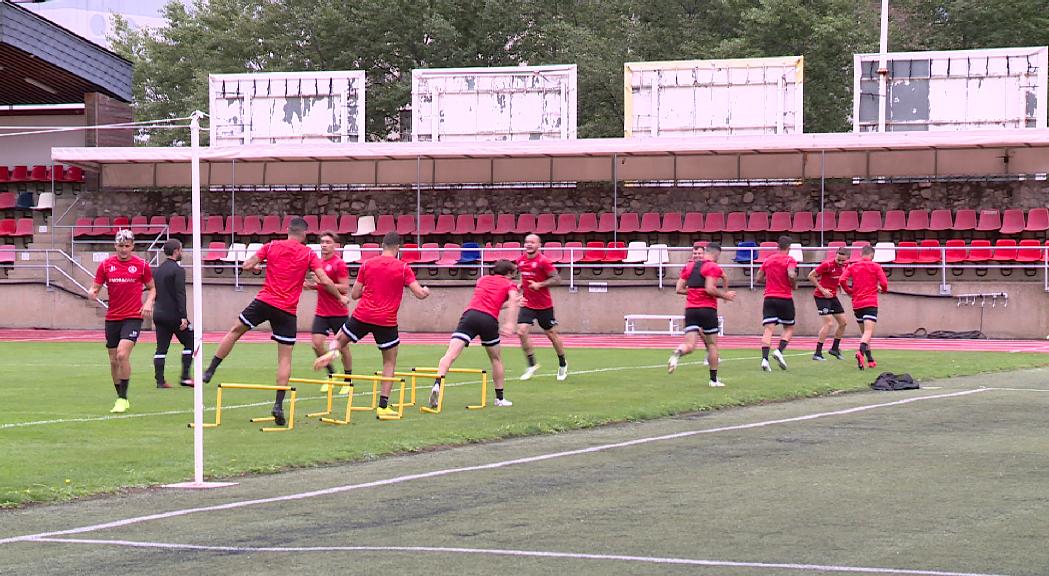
top-left (69, 180), bottom-right (1049, 219)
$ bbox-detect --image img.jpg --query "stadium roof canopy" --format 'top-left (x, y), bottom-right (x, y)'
top-left (0, 2), bottom-right (132, 105)
top-left (53, 129), bottom-right (1049, 187)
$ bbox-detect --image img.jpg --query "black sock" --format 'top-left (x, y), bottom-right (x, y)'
top-left (326, 363), bottom-right (335, 376)
top-left (275, 389), bottom-right (286, 405)
top-left (526, 353), bottom-right (536, 367)
top-left (761, 346), bottom-right (770, 360)
top-left (181, 351), bottom-right (192, 380)
top-left (206, 355), bottom-right (223, 374)
top-left (117, 379), bottom-right (129, 399)
top-left (709, 369), bottom-right (718, 382)
top-left (859, 342), bottom-right (869, 359)
top-left (864, 345), bottom-right (874, 362)
top-left (557, 354), bottom-right (566, 367)
top-left (832, 338), bottom-right (841, 351)
top-left (778, 339), bottom-right (789, 352)
top-left (433, 377), bottom-right (441, 387)
top-left (154, 356), bottom-right (165, 384)
top-left (379, 395), bottom-right (389, 409)
top-left (815, 341), bottom-right (824, 355)
top-left (495, 388), bottom-right (504, 400)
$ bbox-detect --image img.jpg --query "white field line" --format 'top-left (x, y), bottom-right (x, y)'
top-left (27, 538), bottom-right (1013, 576)
top-left (0, 388), bottom-right (986, 545)
top-left (0, 352), bottom-right (807, 430)
top-left (985, 387), bottom-right (1049, 392)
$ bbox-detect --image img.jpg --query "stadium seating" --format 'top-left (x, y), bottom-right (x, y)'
top-left (680, 212), bottom-right (704, 234)
top-left (244, 243), bottom-right (264, 262)
top-left (928, 209), bottom-right (953, 232)
top-left (399, 243), bottom-right (421, 264)
top-left (790, 211), bottom-right (814, 234)
top-left (644, 244), bottom-right (669, 266)
top-left (975, 210), bottom-right (1001, 232)
top-left (498, 241), bottom-right (523, 260)
top-left (999, 209), bottom-right (1025, 235)
top-left (242, 215), bottom-right (262, 236)
top-left (535, 213), bottom-right (556, 235)
top-left (893, 241), bottom-right (919, 265)
top-left (222, 243), bottom-right (247, 264)
top-left (435, 243), bottom-right (461, 266)
top-left (168, 216), bottom-right (189, 236)
top-left (788, 243), bottom-right (804, 263)
top-left (1015, 240), bottom-right (1045, 263)
top-left (474, 213), bottom-right (495, 235)
top-left (493, 213), bottom-right (516, 234)
top-left (129, 216), bottom-right (149, 235)
top-left (318, 215), bottom-right (339, 235)
top-left (619, 213), bottom-right (641, 234)
top-left (723, 212), bottom-right (746, 233)
top-left (203, 215), bottom-right (224, 235)
top-left (88, 216), bottom-right (111, 238)
top-left (882, 210), bottom-right (906, 232)
top-left (753, 241), bottom-right (777, 263)
top-left (338, 214), bottom-right (358, 236)
top-left (857, 211), bottom-right (882, 233)
top-left (905, 210), bottom-right (929, 232)
top-left (0, 193), bottom-right (14, 210)
top-left (704, 212), bottom-right (726, 234)
top-left (260, 215), bottom-right (281, 236)
top-left (0, 245), bottom-right (15, 266)
top-left (72, 217), bottom-right (93, 238)
top-left (966, 240), bottom-right (993, 262)
top-left (224, 215), bottom-right (244, 236)
top-left (1025, 208), bottom-right (1049, 232)
top-left (952, 209), bottom-right (976, 232)
top-left (581, 241), bottom-right (606, 263)
top-left (542, 241), bottom-right (564, 263)
top-left (302, 215), bottom-right (320, 235)
top-left (562, 241), bottom-right (584, 263)
top-left (279, 215), bottom-right (299, 234)
top-left (992, 239), bottom-right (1017, 261)
top-left (745, 212), bottom-right (769, 234)
top-left (352, 215), bottom-right (375, 236)
top-left (0, 168), bottom-right (9, 184)
top-left (622, 241), bottom-right (648, 264)
top-left (9, 166), bottom-right (27, 182)
top-left (814, 211), bottom-right (836, 233)
top-left (638, 212), bottom-right (661, 233)
top-left (769, 212), bottom-right (792, 233)
top-left (576, 213), bottom-right (598, 233)
top-left (658, 212), bottom-right (682, 233)
top-left (203, 242), bottom-right (228, 263)
top-left (417, 243), bottom-right (440, 264)
top-left (605, 241), bottom-right (627, 262)
top-left (373, 214), bottom-right (396, 236)
top-left (343, 244), bottom-right (362, 263)
top-left (458, 242), bottom-right (482, 264)
top-left (359, 243), bottom-right (381, 262)
top-left (733, 241), bottom-right (757, 263)
top-left (396, 214), bottom-right (416, 235)
top-left (554, 213), bottom-right (578, 235)
top-left (596, 212), bottom-right (616, 233)
top-left (916, 239), bottom-right (942, 264)
top-left (513, 214), bottom-right (536, 235)
top-left (873, 242), bottom-right (896, 263)
top-left (0, 219), bottom-right (15, 237)
top-left (453, 214), bottom-right (475, 235)
top-left (836, 211), bottom-right (859, 233)
top-left (944, 239), bottom-right (968, 263)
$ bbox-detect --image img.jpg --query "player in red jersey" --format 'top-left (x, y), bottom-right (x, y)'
top-left (807, 247), bottom-right (850, 361)
top-left (427, 259), bottom-right (521, 408)
top-left (668, 243), bottom-right (736, 387)
top-left (88, 230), bottom-right (156, 414)
top-left (303, 231), bottom-right (352, 389)
top-left (839, 244), bottom-right (889, 370)
top-left (756, 235), bottom-right (798, 372)
top-left (204, 218), bottom-right (347, 425)
top-left (515, 234), bottom-right (568, 381)
top-left (314, 232), bottom-right (430, 419)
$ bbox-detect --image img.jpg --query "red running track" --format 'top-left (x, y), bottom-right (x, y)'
top-left (1, 328), bottom-right (1047, 352)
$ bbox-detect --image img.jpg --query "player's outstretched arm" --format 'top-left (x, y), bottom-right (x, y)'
top-left (705, 274), bottom-right (736, 302)
top-left (313, 266), bottom-right (348, 305)
top-left (408, 281), bottom-right (430, 299)
top-left (838, 267), bottom-right (854, 295)
top-left (242, 254), bottom-right (261, 273)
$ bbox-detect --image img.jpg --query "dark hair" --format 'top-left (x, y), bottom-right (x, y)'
top-left (692, 242), bottom-right (705, 249)
top-left (706, 242), bottom-right (721, 253)
top-left (319, 230), bottom-right (339, 243)
top-left (492, 259), bottom-right (516, 276)
top-left (836, 247), bottom-right (849, 256)
top-left (861, 244), bottom-right (875, 256)
top-left (777, 235), bottom-right (792, 250)
top-left (382, 231), bottom-right (401, 248)
top-left (162, 239), bottom-right (182, 256)
top-left (288, 217), bottom-right (308, 235)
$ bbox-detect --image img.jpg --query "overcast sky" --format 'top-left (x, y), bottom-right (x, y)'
top-left (22, 0), bottom-right (183, 48)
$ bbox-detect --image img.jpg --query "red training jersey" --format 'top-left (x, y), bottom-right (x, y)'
top-left (352, 255), bottom-right (417, 327)
top-left (314, 254), bottom-right (349, 317)
top-left (680, 260), bottom-right (724, 310)
top-left (840, 259), bottom-right (888, 309)
top-left (812, 259), bottom-right (848, 299)
top-left (254, 239), bottom-right (323, 314)
top-left (516, 253), bottom-right (557, 310)
top-left (760, 252), bottom-right (797, 299)
top-left (95, 255), bottom-right (153, 321)
top-left (467, 274), bottom-right (518, 319)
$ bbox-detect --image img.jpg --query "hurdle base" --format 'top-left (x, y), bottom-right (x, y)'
top-left (319, 417), bottom-right (350, 425)
top-left (187, 423), bottom-right (219, 428)
top-left (306, 410), bottom-right (332, 418)
top-left (466, 405), bottom-right (485, 410)
top-left (250, 416), bottom-right (275, 423)
top-left (420, 407), bottom-right (440, 414)
top-left (376, 414), bottom-right (402, 421)
top-left (162, 481), bottom-right (239, 490)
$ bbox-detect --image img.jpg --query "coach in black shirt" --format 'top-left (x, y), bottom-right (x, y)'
top-left (153, 239), bottom-right (194, 388)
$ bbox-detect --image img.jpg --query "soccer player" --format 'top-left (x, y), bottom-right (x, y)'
top-left (313, 232), bottom-right (430, 419)
top-left (756, 235), bottom-right (798, 371)
top-left (88, 229), bottom-right (156, 413)
top-left (203, 217), bottom-right (347, 425)
top-left (516, 233), bottom-right (568, 381)
top-left (807, 246), bottom-right (850, 361)
top-left (428, 259), bottom-right (521, 408)
top-left (304, 231), bottom-right (352, 390)
top-left (668, 243), bottom-right (736, 387)
top-left (152, 239), bottom-right (194, 388)
top-left (839, 244), bottom-right (889, 370)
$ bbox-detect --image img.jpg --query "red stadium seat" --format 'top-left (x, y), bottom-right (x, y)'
top-left (704, 212), bottom-right (726, 233)
top-left (225, 215), bottom-right (244, 235)
top-left (894, 241), bottom-right (919, 264)
top-left (0, 219), bottom-right (15, 236)
top-left (417, 243), bottom-right (440, 264)
top-left (49, 165), bottom-right (66, 182)
top-left (452, 214), bottom-right (475, 235)
top-left (857, 211), bottom-right (883, 233)
top-left (535, 213), bottom-right (556, 235)
top-left (0, 193), bottom-right (14, 210)
top-left (596, 212), bottom-right (617, 233)
top-left (493, 213), bottom-right (516, 235)
top-left (928, 209), bottom-right (953, 232)
top-left (814, 211), bottom-right (836, 233)
top-left (482, 242), bottom-right (501, 263)
top-left (359, 243), bottom-right (381, 263)
top-left (1025, 208), bottom-right (1049, 232)
top-left (73, 217), bottom-right (93, 238)
top-left (638, 212), bottom-right (661, 233)
top-left (658, 212), bottom-right (682, 233)
top-left (429, 214), bottom-right (452, 235)
top-left (435, 244), bottom-right (462, 266)
top-left (129, 216), bottom-right (149, 235)
top-left (966, 240), bottom-right (993, 262)
top-left (0, 168), bottom-right (9, 183)
top-left (146, 215), bottom-right (167, 235)
top-left (882, 210), bottom-right (906, 232)
top-left (999, 209), bottom-right (1025, 235)
top-left (581, 241), bottom-right (605, 262)
top-left (167, 216), bottom-right (189, 236)
top-left (111, 215), bottom-right (130, 232)
top-left (416, 214), bottom-right (436, 236)
top-left (944, 239), bottom-right (967, 263)
top-left (202, 242), bottom-right (227, 262)
top-left (562, 241), bottom-right (584, 263)
top-left (29, 165), bottom-right (49, 182)
top-left (975, 210), bottom-right (1001, 232)
top-left (790, 211), bottom-right (814, 234)
top-left (337, 214), bottom-right (358, 236)
top-left (0, 244), bottom-right (15, 263)
top-left (242, 215), bottom-right (262, 236)
top-left (318, 214), bottom-right (338, 234)
top-left (1015, 239), bottom-right (1044, 263)
top-left (724, 212), bottom-right (746, 233)
top-left (512, 214), bottom-right (536, 235)
top-left (753, 241), bottom-right (777, 263)
top-left (992, 239), bottom-right (1018, 261)
top-left (10, 166), bottom-right (28, 182)
top-left (280, 215), bottom-right (300, 234)
top-left (64, 166), bottom-right (85, 183)
top-left (12, 218), bottom-right (33, 238)
top-left (848, 240), bottom-right (870, 262)
top-left (769, 212), bottom-right (792, 233)
top-left (497, 241), bottom-right (523, 260)
top-left (576, 213), bottom-right (598, 233)
top-left (618, 213), bottom-right (640, 233)
top-left (952, 209), bottom-right (976, 231)
top-left (605, 241), bottom-right (627, 262)
top-left (89, 216), bottom-right (111, 237)
top-left (542, 241), bottom-right (564, 263)
top-left (680, 212), bottom-right (704, 234)
top-left (474, 214), bottom-right (495, 234)
top-left (916, 240), bottom-right (942, 264)
top-left (745, 212), bottom-right (769, 233)
top-left (396, 215), bottom-right (416, 235)
top-left (300, 215), bottom-right (318, 235)
top-left (399, 243), bottom-right (421, 264)
top-left (203, 215), bottom-right (224, 235)
top-left (905, 210), bottom-right (930, 232)
top-left (259, 215), bottom-right (280, 236)
top-left (836, 211), bottom-right (859, 233)
top-left (373, 214), bottom-right (396, 236)
top-left (554, 213), bottom-right (577, 235)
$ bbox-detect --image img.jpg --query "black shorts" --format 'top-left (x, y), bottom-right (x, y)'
top-left (453, 309), bottom-right (501, 347)
top-left (762, 297), bottom-right (796, 326)
top-left (854, 306), bottom-right (879, 325)
top-left (684, 308), bottom-right (720, 335)
top-left (340, 316), bottom-right (400, 350)
top-left (517, 306), bottom-right (558, 331)
top-left (312, 315), bottom-right (349, 336)
top-left (814, 297), bottom-right (845, 316)
top-left (154, 316), bottom-right (193, 355)
top-left (238, 299), bottom-right (298, 345)
top-left (105, 319), bottom-right (143, 349)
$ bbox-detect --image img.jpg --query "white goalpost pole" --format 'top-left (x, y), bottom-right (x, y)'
top-left (877, 0), bottom-right (890, 132)
top-left (190, 111), bottom-right (205, 484)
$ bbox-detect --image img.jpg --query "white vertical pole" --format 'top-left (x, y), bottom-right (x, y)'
top-left (190, 111), bottom-right (205, 484)
top-left (877, 0), bottom-right (890, 132)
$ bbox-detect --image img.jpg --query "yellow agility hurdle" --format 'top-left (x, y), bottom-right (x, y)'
top-left (411, 367), bottom-right (488, 413)
top-left (290, 374), bottom-right (406, 423)
top-left (187, 382), bottom-right (297, 432)
top-left (381, 372), bottom-right (446, 412)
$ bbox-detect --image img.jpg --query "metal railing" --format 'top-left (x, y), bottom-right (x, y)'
top-left (1, 248), bottom-right (107, 307)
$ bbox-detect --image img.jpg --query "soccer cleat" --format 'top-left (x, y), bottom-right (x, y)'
top-left (271, 406), bottom-right (286, 427)
top-left (110, 398), bottom-right (128, 413)
top-left (557, 365), bottom-right (568, 381)
top-left (709, 380), bottom-right (725, 388)
top-left (761, 359), bottom-right (772, 372)
top-left (203, 369), bottom-right (215, 384)
top-left (338, 386), bottom-right (351, 395)
top-left (772, 349), bottom-right (788, 370)
top-left (156, 381), bottom-right (172, 389)
top-left (812, 354), bottom-right (825, 362)
top-left (375, 406), bottom-right (398, 419)
top-left (520, 364), bottom-right (540, 381)
top-left (429, 383), bottom-right (441, 409)
top-left (180, 379), bottom-right (195, 388)
top-left (867, 360), bottom-right (878, 369)
top-left (828, 349), bottom-right (843, 360)
top-left (494, 398), bottom-right (513, 407)
top-left (320, 383), bottom-right (330, 393)
top-left (667, 354), bottom-right (679, 374)
top-left (855, 352), bottom-right (865, 370)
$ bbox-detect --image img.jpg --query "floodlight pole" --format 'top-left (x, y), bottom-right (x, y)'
top-left (877, 0), bottom-right (890, 132)
top-left (190, 111), bottom-right (205, 484)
